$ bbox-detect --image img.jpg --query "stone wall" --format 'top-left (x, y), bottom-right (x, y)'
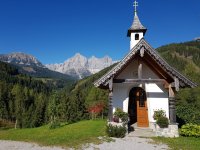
top-left (155, 124), bottom-right (179, 138)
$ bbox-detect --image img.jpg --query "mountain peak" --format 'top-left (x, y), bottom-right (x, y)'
top-left (74, 53), bottom-right (82, 56)
top-left (46, 53), bottom-right (115, 79)
top-left (0, 52), bottom-right (44, 68)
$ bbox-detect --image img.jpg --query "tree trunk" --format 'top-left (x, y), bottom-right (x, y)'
top-left (15, 119), bottom-right (17, 129)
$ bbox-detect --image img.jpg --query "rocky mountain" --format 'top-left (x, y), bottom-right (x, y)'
top-left (46, 53), bottom-right (115, 79)
top-left (0, 52), bottom-right (44, 68)
top-left (0, 52), bottom-right (73, 80)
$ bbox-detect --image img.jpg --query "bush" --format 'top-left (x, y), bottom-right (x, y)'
top-left (180, 124), bottom-right (200, 137)
top-left (156, 116), bottom-right (169, 128)
top-left (114, 108), bottom-right (128, 125)
top-left (176, 87), bottom-right (200, 125)
top-left (121, 114), bottom-right (129, 124)
top-left (106, 124), bottom-right (127, 138)
top-left (153, 109), bottom-right (166, 121)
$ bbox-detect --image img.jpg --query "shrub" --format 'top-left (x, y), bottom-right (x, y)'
top-left (153, 109), bottom-right (169, 128)
top-left (176, 87), bottom-right (200, 125)
top-left (121, 113), bottom-right (129, 124)
top-left (156, 116), bottom-right (169, 128)
top-left (153, 109), bottom-right (166, 121)
top-left (114, 108), bottom-right (128, 125)
top-left (106, 124), bottom-right (127, 138)
top-left (180, 124), bottom-right (200, 137)
top-left (114, 108), bottom-right (124, 118)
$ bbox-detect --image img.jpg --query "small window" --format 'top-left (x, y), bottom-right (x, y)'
top-left (139, 92), bottom-right (145, 107)
top-left (135, 34), bottom-right (139, 40)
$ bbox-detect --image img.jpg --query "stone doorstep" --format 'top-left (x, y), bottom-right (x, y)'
top-left (128, 129), bottom-right (156, 138)
top-left (131, 123), bottom-right (153, 131)
top-left (133, 126), bottom-right (153, 131)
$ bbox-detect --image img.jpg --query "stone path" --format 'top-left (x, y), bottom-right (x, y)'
top-left (0, 140), bottom-right (65, 150)
top-left (84, 129), bottom-right (168, 150)
top-left (85, 136), bottom-right (168, 150)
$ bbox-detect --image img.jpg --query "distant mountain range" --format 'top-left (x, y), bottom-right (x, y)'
top-left (0, 52), bottom-right (116, 79)
top-left (0, 52), bottom-right (72, 80)
top-left (46, 53), bottom-right (115, 79)
top-left (0, 52), bottom-right (44, 68)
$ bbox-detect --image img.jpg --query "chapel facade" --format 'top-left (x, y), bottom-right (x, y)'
top-left (94, 1), bottom-right (197, 129)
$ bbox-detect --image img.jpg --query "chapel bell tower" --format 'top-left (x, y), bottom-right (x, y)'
top-left (127, 0), bottom-right (147, 50)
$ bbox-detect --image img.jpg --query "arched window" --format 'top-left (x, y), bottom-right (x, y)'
top-left (135, 34), bottom-right (139, 40)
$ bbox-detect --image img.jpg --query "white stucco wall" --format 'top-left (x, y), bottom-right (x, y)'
top-left (145, 83), bottom-right (169, 122)
top-left (112, 59), bottom-right (169, 124)
top-left (130, 32), bottom-right (144, 50)
top-left (113, 83), bottom-right (139, 113)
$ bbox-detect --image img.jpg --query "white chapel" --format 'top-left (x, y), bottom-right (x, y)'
top-left (94, 1), bottom-right (197, 130)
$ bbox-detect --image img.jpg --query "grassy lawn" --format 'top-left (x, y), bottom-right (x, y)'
top-left (153, 136), bottom-right (200, 150)
top-left (0, 120), bottom-right (107, 148)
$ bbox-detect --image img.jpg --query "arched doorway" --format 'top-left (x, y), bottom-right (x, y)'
top-left (128, 87), bottom-right (149, 127)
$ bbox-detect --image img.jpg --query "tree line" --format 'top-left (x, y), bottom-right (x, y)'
top-left (0, 61), bottom-right (111, 128)
top-left (157, 41), bottom-right (200, 125)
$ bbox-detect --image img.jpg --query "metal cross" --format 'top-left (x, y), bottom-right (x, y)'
top-left (133, 0), bottom-right (138, 14)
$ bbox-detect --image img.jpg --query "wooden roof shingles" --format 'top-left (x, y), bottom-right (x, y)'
top-left (127, 14), bottom-right (147, 37)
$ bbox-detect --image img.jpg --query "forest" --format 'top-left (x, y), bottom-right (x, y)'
top-left (0, 61), bottom-right (112, 128)
top-left (158, 41), bottom-right (200, 125)
top-left (0, 40), bottom-right (200, 129)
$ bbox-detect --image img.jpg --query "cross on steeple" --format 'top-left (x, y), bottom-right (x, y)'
top-left (133, 0), bottom-right (138, 16)
top-left (128, 0), bottom-right (147, 49)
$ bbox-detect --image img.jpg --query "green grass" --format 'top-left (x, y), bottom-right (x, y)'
top-left (152, 136), bottom-right (200, 150)
top-left (0, 120), bottom-right (107, 148)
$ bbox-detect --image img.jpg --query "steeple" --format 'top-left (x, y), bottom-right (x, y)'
top-left (128, 0), bottom-right (147, 49)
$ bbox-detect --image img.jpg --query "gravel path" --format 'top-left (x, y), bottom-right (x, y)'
top-left (84, 136), bottom-right (169, 150)
top-left (0, 137), bottom-right (169, 150)
top-left (0, 140), bottom-right (65, 150)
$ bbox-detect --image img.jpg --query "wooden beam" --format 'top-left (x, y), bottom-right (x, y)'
top-left (138, 64), bottom-right (142, 79)
top-left (168, 84), bottom-right (175, 97)
top-left (108, 78), bottom-right (113, 91)
top-left (140, 47), bottom-right (144, 57)
top-left (174, 77), bottom-right (179, 91)
top-left (168, 84), bottom-right (176, 123)
top-left (113, 78), bottom-right (167, 84)
top-left (108, 78), bottom-right (113, 122)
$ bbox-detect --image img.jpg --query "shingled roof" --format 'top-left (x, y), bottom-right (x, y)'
top-left (94, 38), bottom-right (197, 89)
top-left (127, 14), bottom-right (147, 37)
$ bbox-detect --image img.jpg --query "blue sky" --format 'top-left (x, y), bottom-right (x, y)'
top-left (0, 0), bottom-right (199, 64)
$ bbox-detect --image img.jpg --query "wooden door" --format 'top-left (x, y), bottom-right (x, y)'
top-left (136, 90), bottom-right (149, 127)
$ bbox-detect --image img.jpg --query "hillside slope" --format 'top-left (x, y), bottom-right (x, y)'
top-left (157, 41), bottom-right (200, 84)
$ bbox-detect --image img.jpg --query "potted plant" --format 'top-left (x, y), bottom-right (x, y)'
top-left (114, 108), bottom-right (128, 125)
top-left (153, 109), bottom-right (169, 128)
